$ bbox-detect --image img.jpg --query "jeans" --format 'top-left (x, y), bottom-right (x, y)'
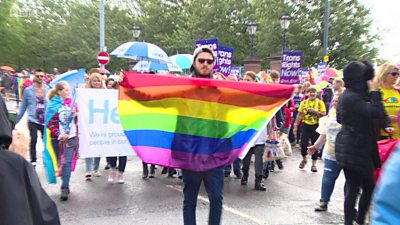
top-left (28, 122), bottom-right (44, 163)
top-left (51, 138), bottom-right (76, 189)
top-left (224, 158), bottom-right (241, 173)
top-left (85, 157), bottom-right (100, 172)
top-left (242, 144), bottom-right (264, 178)
top-left (320, 159), bottom-right (341, 203)
top-left (106, 156), bottom-right (127, 172)
top-left (182, 166), bottom-right (224, 225)
top-left (343, 167), bottom-right (375, 225)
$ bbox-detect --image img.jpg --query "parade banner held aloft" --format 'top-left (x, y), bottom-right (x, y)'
top-left (195, 38), bottom-right (219, 72)
top-left (280, 50), bottom-right (303, 84)
top-left (217, 46), bottom-right (234, 77)
top-left (230, 66), bottom-right (243, 80)
top-left (316, 62), bottom-right (328, 83)
top-left (77, 88), bottom-right (134, 158)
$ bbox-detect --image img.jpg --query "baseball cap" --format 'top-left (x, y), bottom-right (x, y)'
top-left (190, 46), bottom-right (216, 72)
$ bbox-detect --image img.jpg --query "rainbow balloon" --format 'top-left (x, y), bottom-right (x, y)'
top-left (118, 72), bottom-right (294, 171)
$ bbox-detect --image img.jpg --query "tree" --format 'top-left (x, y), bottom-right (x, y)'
top-left (137, 0), bottom-right (251, 65)
top-left (0, 0), bottom-right (134, 72)
top-left (0, 0), bottom-right (25, 68)
top-left (0, 0), bottom-right (381, 72)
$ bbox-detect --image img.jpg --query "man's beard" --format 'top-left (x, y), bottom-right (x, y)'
top-left (195, 66), bottom-right (211, 77)
top-left (34, 79), bottom-right (43, 85)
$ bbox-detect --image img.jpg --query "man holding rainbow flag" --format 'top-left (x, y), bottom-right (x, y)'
top-left (118, 47), bottom-right (294, 225)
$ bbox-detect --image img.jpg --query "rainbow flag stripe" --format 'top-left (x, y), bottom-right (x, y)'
top-left (119, 72), bottom-right (294, 171)
top-left (43, 128), bottom-right (58, 183)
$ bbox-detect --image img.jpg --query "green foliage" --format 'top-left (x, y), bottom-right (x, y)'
top-left (0, 0), bottom-right (25, 68)
top-left (0, 0), bottom-right (380, 73)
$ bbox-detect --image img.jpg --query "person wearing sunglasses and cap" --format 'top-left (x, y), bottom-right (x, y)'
top-left (182, 46), bottom-right (224, 225)
top-left (375, 63), bottom-right (399, 139)
top-left (15, 68), bottom-right (50, 167)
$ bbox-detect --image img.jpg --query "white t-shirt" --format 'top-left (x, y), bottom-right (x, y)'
top-left (316, 109), bottom-right (341, 161)
top-left (253, 128), bottom-right (267, 146)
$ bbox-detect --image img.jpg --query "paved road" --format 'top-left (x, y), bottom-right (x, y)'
top-left (17, 120), bottom-right (345, 225)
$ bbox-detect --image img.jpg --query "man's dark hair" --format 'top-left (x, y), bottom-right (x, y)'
top-left (34, 68), bottom-right (44, 73)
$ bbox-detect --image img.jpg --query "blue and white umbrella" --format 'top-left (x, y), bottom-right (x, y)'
top-left (133, 60), bottom-right (183, 73)
top-left (50, 69), bottom-right (86, 89)
top-left (111, 41), bottom-right (171, 63)
top-left (169, 54), bottom-right (193, 70)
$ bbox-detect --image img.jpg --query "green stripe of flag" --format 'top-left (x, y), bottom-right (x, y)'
top-left (119, 114), bottom-right (266, 139)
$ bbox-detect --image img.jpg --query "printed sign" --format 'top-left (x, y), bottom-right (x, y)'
top-left (230, 66), bottom-right (243, 80)
top-left (217, 46), bottom-right (234, 76)
top-left (280, 50), bottom-right (303, 84)
top-left (77, 88), bottom-right (134, 158)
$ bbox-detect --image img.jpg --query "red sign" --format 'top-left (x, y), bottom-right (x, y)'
top-left (97, 51), bottom-right (110, 65)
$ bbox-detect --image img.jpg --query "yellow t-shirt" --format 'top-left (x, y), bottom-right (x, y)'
top-left (380, 86), bottom-right (400, 138)
top-left (298, 98), bottom-right (327, 125)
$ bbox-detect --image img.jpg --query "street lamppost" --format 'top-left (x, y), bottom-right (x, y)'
top-left (128, 25), bottom-right (141, 70)
top-left (132, 25), bottom-right (141, 41)
top-left (323, 0), bottom-right (329, 58)
top-left (246, 21), bottom-right (258, 57)
top-left (280, 12), bottom-right (291, 51)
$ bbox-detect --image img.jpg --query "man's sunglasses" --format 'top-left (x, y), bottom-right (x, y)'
top-left (388, 72), bottom-right (400, 76)
top-left (197, 58), bottom-right (214, 65)
top-left (35, 75), bottom-right (44, 78)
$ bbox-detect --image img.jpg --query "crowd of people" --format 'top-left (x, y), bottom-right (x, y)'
top-left (1, 49), bottom-right (400, 225)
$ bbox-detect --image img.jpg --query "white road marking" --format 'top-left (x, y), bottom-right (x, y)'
top-left (166, 185), bottom-right (264, 225)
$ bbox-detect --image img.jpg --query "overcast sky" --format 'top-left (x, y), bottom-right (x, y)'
top-left (359, 0), bottom-right (400, 63)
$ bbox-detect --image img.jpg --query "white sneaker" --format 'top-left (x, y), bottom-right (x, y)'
top-left (108, 170), bottom-right (116, 183)
top-left (93, 171), bottom-right (101, 177)
top-left (117, 172), bottom-right (124, 184)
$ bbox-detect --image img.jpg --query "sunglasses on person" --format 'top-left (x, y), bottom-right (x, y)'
top-left (197, 58), bottom-right (214, 65)
top-left (388, 72), bottom-right (400, 76)
top-left (35, 75), bottom-right (45, 78)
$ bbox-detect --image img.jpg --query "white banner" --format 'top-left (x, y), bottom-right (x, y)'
top-left (76, 88), bottom-right (134, 158)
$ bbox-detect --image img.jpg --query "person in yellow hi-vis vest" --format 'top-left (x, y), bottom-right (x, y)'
top-left (293, 86), bottom-right (326, 172)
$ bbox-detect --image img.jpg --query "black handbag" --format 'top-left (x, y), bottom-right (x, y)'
top-left (0, 96), bottom-right (12, 149)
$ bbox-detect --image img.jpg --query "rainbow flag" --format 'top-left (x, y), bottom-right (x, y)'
top-left (118, 71), bottom-right (294, 171)
top-left (43, 95), bottom-right (63, 183)
top-left (15, 77), bottom-right (23, 100)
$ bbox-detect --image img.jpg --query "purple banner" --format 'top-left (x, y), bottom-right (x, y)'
top-left (195, 38), bottom-right (219, 72)
top-left (217, 46), bottom-right (234, 76)
top-left (280, 50), bottom-right (303, 84)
